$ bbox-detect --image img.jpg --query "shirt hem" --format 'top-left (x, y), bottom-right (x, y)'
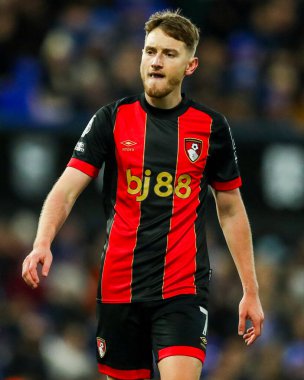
top-left (96, 289), bottom-right (209, 303)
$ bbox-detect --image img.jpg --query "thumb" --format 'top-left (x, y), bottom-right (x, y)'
top-left (42, 254), bottom-right (53, 277)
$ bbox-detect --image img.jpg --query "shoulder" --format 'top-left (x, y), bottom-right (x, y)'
top-left (88, 95), bottom-right (141, 134)
top-left (96, 94), bottom-right (141, 118)
top-left (188, 99), bottom-right (228, 129)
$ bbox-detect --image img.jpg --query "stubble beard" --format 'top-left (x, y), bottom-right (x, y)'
top-left (141, 74), bottom-right (181, 99)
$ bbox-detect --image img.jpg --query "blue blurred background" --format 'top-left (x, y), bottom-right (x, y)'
top-left (0, 0), bottom-right (304, 379)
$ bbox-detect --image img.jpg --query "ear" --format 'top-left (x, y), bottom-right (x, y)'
top-left (185, 57), bottom-right (198, 77)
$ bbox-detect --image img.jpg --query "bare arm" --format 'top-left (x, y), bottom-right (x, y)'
top-left (213, 188), bottom-right (264, 345)
top-left (22, 167), bottom-right (92, 288)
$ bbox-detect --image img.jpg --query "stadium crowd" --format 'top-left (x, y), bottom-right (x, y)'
top-left (1, 0), bottom-right (304, 131)
top-left (0, 0), bottom-right (304, 379)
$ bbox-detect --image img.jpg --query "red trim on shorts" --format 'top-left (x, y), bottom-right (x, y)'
top-left (211, 176), bottom-right (242, 191)
top-left (158, 346), bottom-right (206, 363)
top-left (67, 157), bottom-right (99, 178)
top-left (98, 363), bottom-right (151, 379)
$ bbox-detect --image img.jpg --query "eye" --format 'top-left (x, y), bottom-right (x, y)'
top-left (166, 52), bottom-right (176, 58)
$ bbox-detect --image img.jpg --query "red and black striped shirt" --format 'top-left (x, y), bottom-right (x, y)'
top-left (68, 94), bottom-right (242, 303)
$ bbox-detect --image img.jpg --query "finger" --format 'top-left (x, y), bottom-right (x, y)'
top-left (243, 325), bottom-right (255, 340)
top-left (238, 312), bottom-right (246, 335)
top-left (252, 317), bottom-right (262, 338)
top-left (42, 254), bottom-right (52, 277)
top-left (243, 331), bottom-right (254, 340)
top-left (246, 334), bottom-right (256, 346)
top-left (244, 327), bottom-right (254, 335)
top-left (22, 259), bottom-right (34, 287)
top-left (22, 258), bottom-right (29, 278)
top-left (22, 257), bottom-right (40, 288)
top-left (28, 259), bottom-right (40, 285)
top-left (23, 269), bottom-right (38, 288)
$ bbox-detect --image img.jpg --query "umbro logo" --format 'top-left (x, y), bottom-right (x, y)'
top-left (121, 140), bottom-right (137, 151)
top-left (121, 140), bottom-right (137, 147)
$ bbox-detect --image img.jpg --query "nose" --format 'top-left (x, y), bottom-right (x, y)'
top-left (151, 53), bottom-right (163, 68)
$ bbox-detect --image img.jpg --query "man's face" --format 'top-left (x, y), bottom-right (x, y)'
top-left (140, 27), bottom-right (195, 99)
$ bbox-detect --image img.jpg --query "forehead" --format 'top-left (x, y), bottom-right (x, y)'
top-left (144, 27), bottom-right (186, 51)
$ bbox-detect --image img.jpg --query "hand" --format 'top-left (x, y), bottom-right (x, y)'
top-left (238, 292), bottom-right (264, 345)
top-left (22, 247), bottom-right (53, 289)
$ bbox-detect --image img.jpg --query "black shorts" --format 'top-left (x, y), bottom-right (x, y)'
top-left (96, 294), bottom-right (209, 379)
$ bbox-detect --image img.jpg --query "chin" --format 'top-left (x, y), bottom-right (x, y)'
top-left (144, 84), bottom-right (172, 99)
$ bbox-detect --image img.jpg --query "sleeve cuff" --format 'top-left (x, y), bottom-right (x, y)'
top-left (67, 157), bottom-right (100, 178)
top-left (211, 176), bottom-right (242, 191)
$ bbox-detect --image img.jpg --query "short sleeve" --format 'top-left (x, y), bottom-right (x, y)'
top-left (67, 106), bottom-right (113, 178)
top-left (206, 114), bottom-right (242, 191)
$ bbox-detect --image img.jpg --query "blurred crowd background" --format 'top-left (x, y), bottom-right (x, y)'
top-left (0, 0), bottom-right (304, 379)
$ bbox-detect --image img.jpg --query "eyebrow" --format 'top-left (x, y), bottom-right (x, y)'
top-left (145, 46), bottom-right (179, 54)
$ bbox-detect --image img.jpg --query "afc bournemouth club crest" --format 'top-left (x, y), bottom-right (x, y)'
top-left (185, 138), bottom-right (203, 162)
top-left (97, 337), bottom-right (106, 358)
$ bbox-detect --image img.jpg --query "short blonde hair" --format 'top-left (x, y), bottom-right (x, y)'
top-left (145, 9), bottom-right (200, 54)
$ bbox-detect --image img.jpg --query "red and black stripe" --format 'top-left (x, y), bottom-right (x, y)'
top-left (67, 94), bottom-right (242, 303)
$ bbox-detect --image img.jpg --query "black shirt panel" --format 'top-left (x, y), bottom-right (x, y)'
top-left (132, 115), bottom-right (178, 301)
top-left (206, 113), bottom-right (240, 185)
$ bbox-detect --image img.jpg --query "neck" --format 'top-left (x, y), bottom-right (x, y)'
top-left (145, 90), bottom-right (182, 109)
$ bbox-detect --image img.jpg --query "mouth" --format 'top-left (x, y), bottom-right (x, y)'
top-left (148, 73), bottom-right (165, 79)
